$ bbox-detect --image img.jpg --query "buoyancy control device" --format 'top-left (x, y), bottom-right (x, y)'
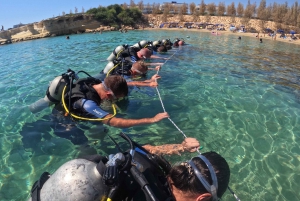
top-left (29, 69), bottom-right (93, 114)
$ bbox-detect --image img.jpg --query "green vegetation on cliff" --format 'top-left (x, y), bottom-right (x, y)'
top-left (86, 4), bottom-right (147, 29)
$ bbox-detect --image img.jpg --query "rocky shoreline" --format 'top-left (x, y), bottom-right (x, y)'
top-left (1, 14), bottom-right (299, 46)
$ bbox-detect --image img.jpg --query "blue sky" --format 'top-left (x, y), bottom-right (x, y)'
top-left (0, 0), bottom-right (294, 30)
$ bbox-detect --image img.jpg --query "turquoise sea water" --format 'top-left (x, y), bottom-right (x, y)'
top-left (1, 30), bottom-right (300, 200)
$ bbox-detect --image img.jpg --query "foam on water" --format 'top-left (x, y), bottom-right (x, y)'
top-left (0, 30), bottom-right (300, 200)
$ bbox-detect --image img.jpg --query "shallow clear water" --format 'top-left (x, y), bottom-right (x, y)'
top-left (1, 30), bottom-right (300, 200)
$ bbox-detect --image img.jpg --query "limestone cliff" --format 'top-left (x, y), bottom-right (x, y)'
top-left (0, 14), bottom-right (103, 45)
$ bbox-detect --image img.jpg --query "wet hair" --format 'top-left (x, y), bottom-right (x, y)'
top-left (139, 48), bottom-right (152, 58)
top-left (168, 151), bottom-right (230, 198)
top-left (157, 45), bottom-right (168, 53)
top-left (132, 61), bottom-right (148, 73)
top-left (104, 75), bottom-right (128, 97)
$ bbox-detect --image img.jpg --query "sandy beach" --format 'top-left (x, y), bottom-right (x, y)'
top-left (143, 27), bottom-right (300, 46)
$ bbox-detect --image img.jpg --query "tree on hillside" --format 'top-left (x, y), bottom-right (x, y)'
top-left (122, 3), bottom-right (128, 9)
top-left (162, 5), bottom-right (169, 21)
top-left (130, 0), bottom-right (136, 8)
top-left (152, 3), bottom-right (161, 15)
top-left (217, 2), bottom-right (226, 16)
top-left (108, 4), bottom-right (123, 14)
top-left (297, 12), bottom-right (300, 28)
top-left (257, 0), bottom-right (266, 20)
top-left (288, 2), bottom-right (299, 27)
top-left (82, 7), bottom-right (85, 13)
top-left (199, 0), bottom-right (206, 15)
top-left (62, 11), bottom-right (66, 16)
top-left (137, 1), bottom-right (144, 11)
top-left (178, 7), bottom-right (185, 21)
top-left (190, 2), bottom-right (196, 15)
top-left (237, 3), bottom-right (244, 17)
top-left (257, 0), bottom-right (271, 31)
top-left (227, 2), bottom-right (236, 16)
top-left (272, 3), bottom-right (288, 27)
top-left (207, 3), bottom-right (216, 15)
top-left (75, 7), bottom-right (78, 14)
top-left (181, 3), bottom-right (188, 15)
top-left (192, 10), bottom-right (200, 21)
top-left (244, 0), bottom-right (255, 19)
top-left (70, 9), bottom-right (73, 14)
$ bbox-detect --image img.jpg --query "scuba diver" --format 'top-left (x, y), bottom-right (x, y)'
top-left (101, 60), bottom-right (161, 87)
top-left (27, 69), bottom-right (168, 150)
top-left (173, 38), bottom-right (185, 47)
top-left (27, 133), bottom-right (234, 201)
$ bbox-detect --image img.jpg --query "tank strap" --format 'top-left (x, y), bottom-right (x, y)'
top-left (46, 88), bottom-right (60, 103)
top-left (30, 172), bottom-right (50, 201)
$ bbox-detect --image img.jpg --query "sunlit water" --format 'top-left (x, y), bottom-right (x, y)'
top-left (1, 30), bottom-right (300, 201)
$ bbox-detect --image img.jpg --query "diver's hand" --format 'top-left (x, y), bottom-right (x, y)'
top-left (149, 81), bottom-right (158, 87)
top-left (151, 74), bottom-right (161, 81)
top-left (182, 138), bottom-right (200, 152)
top-left (152, 112), bottom-right (169, 123)
top-left (155, 65), bottom-right (161, 71)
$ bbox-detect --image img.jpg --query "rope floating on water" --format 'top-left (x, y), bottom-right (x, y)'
top-left (154, 46), bottom-right (240, 201)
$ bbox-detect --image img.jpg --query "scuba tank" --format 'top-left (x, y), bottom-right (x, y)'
top-left (162, 39), bottom-right (173, 46)
top-left (132, 40), bottom-right (148, 50)
top-left (29, 69), bottom-right (84, 114)
top-left (27, 158), bottom-right (109, 201)
top-left (153, 40), bottom-right (162, 47)
top-left (107, 44), bottom-right (128, 61)
top-left (29, 76), bottom-right (68, 113)
top-left (103, 61), bottom-right (115, 74)
top-left (28, 133), bottom-right (174, 201)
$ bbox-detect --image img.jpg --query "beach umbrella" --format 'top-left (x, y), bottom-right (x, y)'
top-left (265, 28), bottom-right (272, 32)
top-left (277, 29), bottom-right (284, 33)
top-left (240, 25), bottom-right (245, 27)
top-left (230, 27), bottom-right (236, 31)
top-left (290, 30), bottom-right (296, 34)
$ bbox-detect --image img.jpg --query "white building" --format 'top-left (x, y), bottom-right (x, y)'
top-left (160, 1), bottom-right (188, 14)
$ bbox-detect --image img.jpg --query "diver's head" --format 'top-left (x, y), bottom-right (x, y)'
top-left (103, 75), bottom-right (128, 99)
top-left (168, 151), bottom-right (230, 201)
top-left (157, 45), bottom-right (168, 53)
top-left (131, 61), bottom-right (148, 75)
top-left (178, 40), bottom-right (184, 46)
top-left (137, 48), bottom-right (152, 59)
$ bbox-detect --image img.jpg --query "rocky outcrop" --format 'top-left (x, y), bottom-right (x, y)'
top-left (0, 14), bottom-right (102, 45)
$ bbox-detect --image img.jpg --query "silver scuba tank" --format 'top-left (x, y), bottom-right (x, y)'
top-left (103, 62), bottom-right (115, 74)
top-left (132, 40), bottom-right (147, 50)
top-left (152, 40), bottom-right (161, 46)
top-left (107, 45), bottom-right (125, 61)
top-left (27, 158), bottom-right (108, 201)
top-left (29, 76), bottom-right (67, 113)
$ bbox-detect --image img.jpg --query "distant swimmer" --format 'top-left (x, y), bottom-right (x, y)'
top-left (260, 38), bottom-right (263, 43)
top-left (66, 36), bottom-right (70, 39)
top-left (238, 36), bottom-right (241, 40)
